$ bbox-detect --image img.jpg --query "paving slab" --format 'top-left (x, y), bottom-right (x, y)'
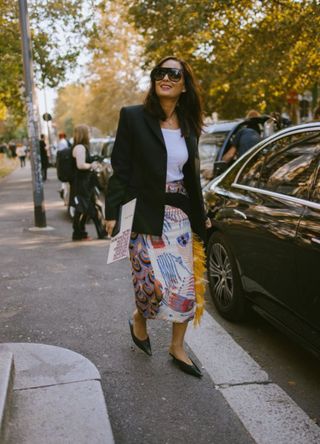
top-left (6, 380), bottom-right (113, 444)
top-left (0, 343), bottom-right (100, 390)
top-left (0, 352), bottom-right (14, 440)
top-left (0, 343), bottom-right (114, 444)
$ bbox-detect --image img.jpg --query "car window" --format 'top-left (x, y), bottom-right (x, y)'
top-left (237, 132), bottom-right (320, 200)
top-left (102, 141), bottom-right (114, 158)
top-left (310, 164), bottom-right (320, 203)
top-left (199, 131), bottom-right (228, 167)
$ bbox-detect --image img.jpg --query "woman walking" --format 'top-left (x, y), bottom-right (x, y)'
top-left (72, 124), bottom-right (107, 241)
top-left (105, 56), bottom-right (207, 377)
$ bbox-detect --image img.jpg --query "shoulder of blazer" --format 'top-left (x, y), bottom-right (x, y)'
top-left (119, 104), bottom-right (146, 131)
top-left (121, 104), bottom-right (144, 118)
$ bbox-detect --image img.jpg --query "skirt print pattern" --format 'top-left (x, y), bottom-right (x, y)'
top-left (129, 201), bottom-right (195, 323)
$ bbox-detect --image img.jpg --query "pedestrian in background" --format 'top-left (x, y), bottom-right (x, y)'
top-left (105, 56), bottom-right (207, 378)
top-left (57, 132), bottom-right (69, 151)
top-left (223, 109), bottom-right (261, 163)
top-left (16, 143), bottom-right (27, 167)
top-left (72, 124), bottom-right (107, 241)
top-left (57, 132), bottom-right (71, 202)
top-left (39, 134), bottom-right (49, 181)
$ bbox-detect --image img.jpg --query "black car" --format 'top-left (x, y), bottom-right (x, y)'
top-left (204, 122), bottom-right (320, 358)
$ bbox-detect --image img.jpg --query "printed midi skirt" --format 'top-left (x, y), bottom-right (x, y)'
top-left (129, 181), bottom-right (196, 323)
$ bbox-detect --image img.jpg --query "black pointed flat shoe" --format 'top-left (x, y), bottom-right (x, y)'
top-left (169, 353), bottom-right (203, 378)
top-left (129, 319), bottom-right (152, 356)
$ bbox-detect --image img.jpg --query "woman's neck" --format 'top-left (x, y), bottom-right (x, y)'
top-left (160, 98), bottom-right (178, 119)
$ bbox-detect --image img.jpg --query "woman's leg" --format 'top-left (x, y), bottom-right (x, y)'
top-left (169, 322), bottom-right (193, 365)
top-left (132, 309), bottom-right (148, 340)
top-left (72, 212), bottom-right (86, 239)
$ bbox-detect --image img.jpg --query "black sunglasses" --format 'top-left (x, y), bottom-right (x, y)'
top-left (151, 67), bottom-right (183, 83)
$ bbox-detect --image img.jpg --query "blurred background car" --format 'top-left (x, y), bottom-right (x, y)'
top-left (199, 121), bottom-right (239, 186)
top-left (204, 122), bottom-right (320, 358)
top-left (90, 137), bottom-right (114, 192)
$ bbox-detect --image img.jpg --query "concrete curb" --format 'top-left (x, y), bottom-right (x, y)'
top-left (0, 343), bottom-right (114, 444)
top-left (186, 310), bottom-right (320, 444)
top-left (0, 352), bottom-right (14, 443)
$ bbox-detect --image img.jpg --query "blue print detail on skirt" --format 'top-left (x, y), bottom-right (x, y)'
top-left (129, 182), bottom-right (195, 323)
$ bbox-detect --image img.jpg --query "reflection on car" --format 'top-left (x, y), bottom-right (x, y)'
top-left (204, 122), bottom-right (320, 358)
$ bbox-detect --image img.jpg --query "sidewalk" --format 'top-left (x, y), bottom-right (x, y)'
top-left (0, 164), bottom-right (114, 443)
top-left (0, 163), bottom-right (319, 444)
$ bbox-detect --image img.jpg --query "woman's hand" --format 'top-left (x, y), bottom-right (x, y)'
top-left (105, 219), bottom-right (116, 237)
top-left (90, 161), bottom-right (99, 171)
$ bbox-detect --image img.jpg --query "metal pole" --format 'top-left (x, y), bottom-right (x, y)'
top-left (42, 84), bottom-right (53, 163)
top-left (18, 0), bottom-right (46, 227)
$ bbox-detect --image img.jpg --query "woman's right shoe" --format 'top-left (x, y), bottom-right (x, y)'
top-left (129, 319), bottom-right (152, 356)
top-left (169, 353), bottom-right (203, 378)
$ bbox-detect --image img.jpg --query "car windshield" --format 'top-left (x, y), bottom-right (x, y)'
top-left (90, 139), bottom-right (113, 156)
top-left (199, 131), bottom-right (229, 168)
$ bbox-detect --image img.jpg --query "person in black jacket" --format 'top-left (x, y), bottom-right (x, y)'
top-left (39, 134), bottom-right (49, 181)
top-left (105, 56), bottom-right (207, 378)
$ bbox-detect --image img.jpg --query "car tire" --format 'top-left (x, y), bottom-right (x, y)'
top-left (207, 232), bottom-right (247, 321)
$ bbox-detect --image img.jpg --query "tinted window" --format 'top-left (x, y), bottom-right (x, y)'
top-left (237, 132), bottom-right (320, 199)
top-left (311, 165), bottom-right (320, 203)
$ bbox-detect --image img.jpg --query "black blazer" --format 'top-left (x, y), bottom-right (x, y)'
top-left (105, 105), bottom-right (206, 241)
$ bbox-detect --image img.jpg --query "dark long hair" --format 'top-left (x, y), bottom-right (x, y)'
top-left (144, 56), bottom-right (203, 138)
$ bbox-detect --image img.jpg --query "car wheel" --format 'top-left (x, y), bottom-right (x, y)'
top-left (207, 232), bottom-right (247, 321)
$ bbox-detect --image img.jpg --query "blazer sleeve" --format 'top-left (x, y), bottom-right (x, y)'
top-left (105, 107), bottom-right (133, 220)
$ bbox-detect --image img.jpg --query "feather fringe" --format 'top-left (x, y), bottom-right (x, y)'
top-left (192, 234), bottom-right (207, 326)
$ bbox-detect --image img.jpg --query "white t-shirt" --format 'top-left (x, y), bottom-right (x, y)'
top-left (161, 128), bottom-right (188, 182)
top-left (57, 139), bottom-right (69, 151)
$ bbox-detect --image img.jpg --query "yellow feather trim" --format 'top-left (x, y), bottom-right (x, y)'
top-left (192, 234), bottom-right (207, 326)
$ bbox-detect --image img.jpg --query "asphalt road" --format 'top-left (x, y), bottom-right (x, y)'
top-left (0, 164), bottom-right (319, 443)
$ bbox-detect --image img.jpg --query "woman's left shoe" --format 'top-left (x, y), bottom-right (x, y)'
top-left (169, 353), bottom-right (203, 378)
top-left (129, 319), bottom-right (152, 356)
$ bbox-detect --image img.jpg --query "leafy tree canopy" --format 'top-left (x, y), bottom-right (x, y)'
top-left (54, 1), bottom-right (145, 135)
top-left (127, 0), bottom-right (320, 118)
top-left (0, 0), bottom-right (97, 133)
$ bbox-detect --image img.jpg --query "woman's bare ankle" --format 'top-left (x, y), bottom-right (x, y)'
top-left (169, 345), bottom-right (192, 365)
top-left (132, 310), bottom-right (148, 340)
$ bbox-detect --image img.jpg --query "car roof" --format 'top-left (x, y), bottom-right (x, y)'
top-left (202, 120), bottom-right (242, 134)
top-left (90, 137), bottom-right (114, 143)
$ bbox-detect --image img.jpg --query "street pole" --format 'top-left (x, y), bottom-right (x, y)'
top-left (42, 82), bottom-right (53, 163)
top-left (18, 0), bottom-right (46, 227)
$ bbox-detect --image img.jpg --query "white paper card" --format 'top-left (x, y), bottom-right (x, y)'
top-left (107, 199), bottom-right (137, 264)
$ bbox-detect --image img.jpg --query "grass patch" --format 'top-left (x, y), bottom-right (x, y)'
top-left (0, 154), bottom-right (19, 178)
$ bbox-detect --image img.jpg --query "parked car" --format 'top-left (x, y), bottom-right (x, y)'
top-left (204, 122), bottom-right (320, 358)
top-left (199, 116), bottom-right (278, 186)
top-left (90, 137), bottom-right (114, 192)
top-left (90, 137), bottom-right (114, 157)
top-left (199, 121), bottom-right (239, 186)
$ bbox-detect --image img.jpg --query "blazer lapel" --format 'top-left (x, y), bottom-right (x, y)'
top-left (143, 109), bottom-right (166, 149)
top-left (185, 133), bottom-right (196, 165)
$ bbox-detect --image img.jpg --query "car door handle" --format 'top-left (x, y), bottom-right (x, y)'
top-left (311, 237), bottom-right (320, 245)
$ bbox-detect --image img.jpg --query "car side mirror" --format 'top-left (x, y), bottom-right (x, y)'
top-left (213, 160), bottom-right (228, 177)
